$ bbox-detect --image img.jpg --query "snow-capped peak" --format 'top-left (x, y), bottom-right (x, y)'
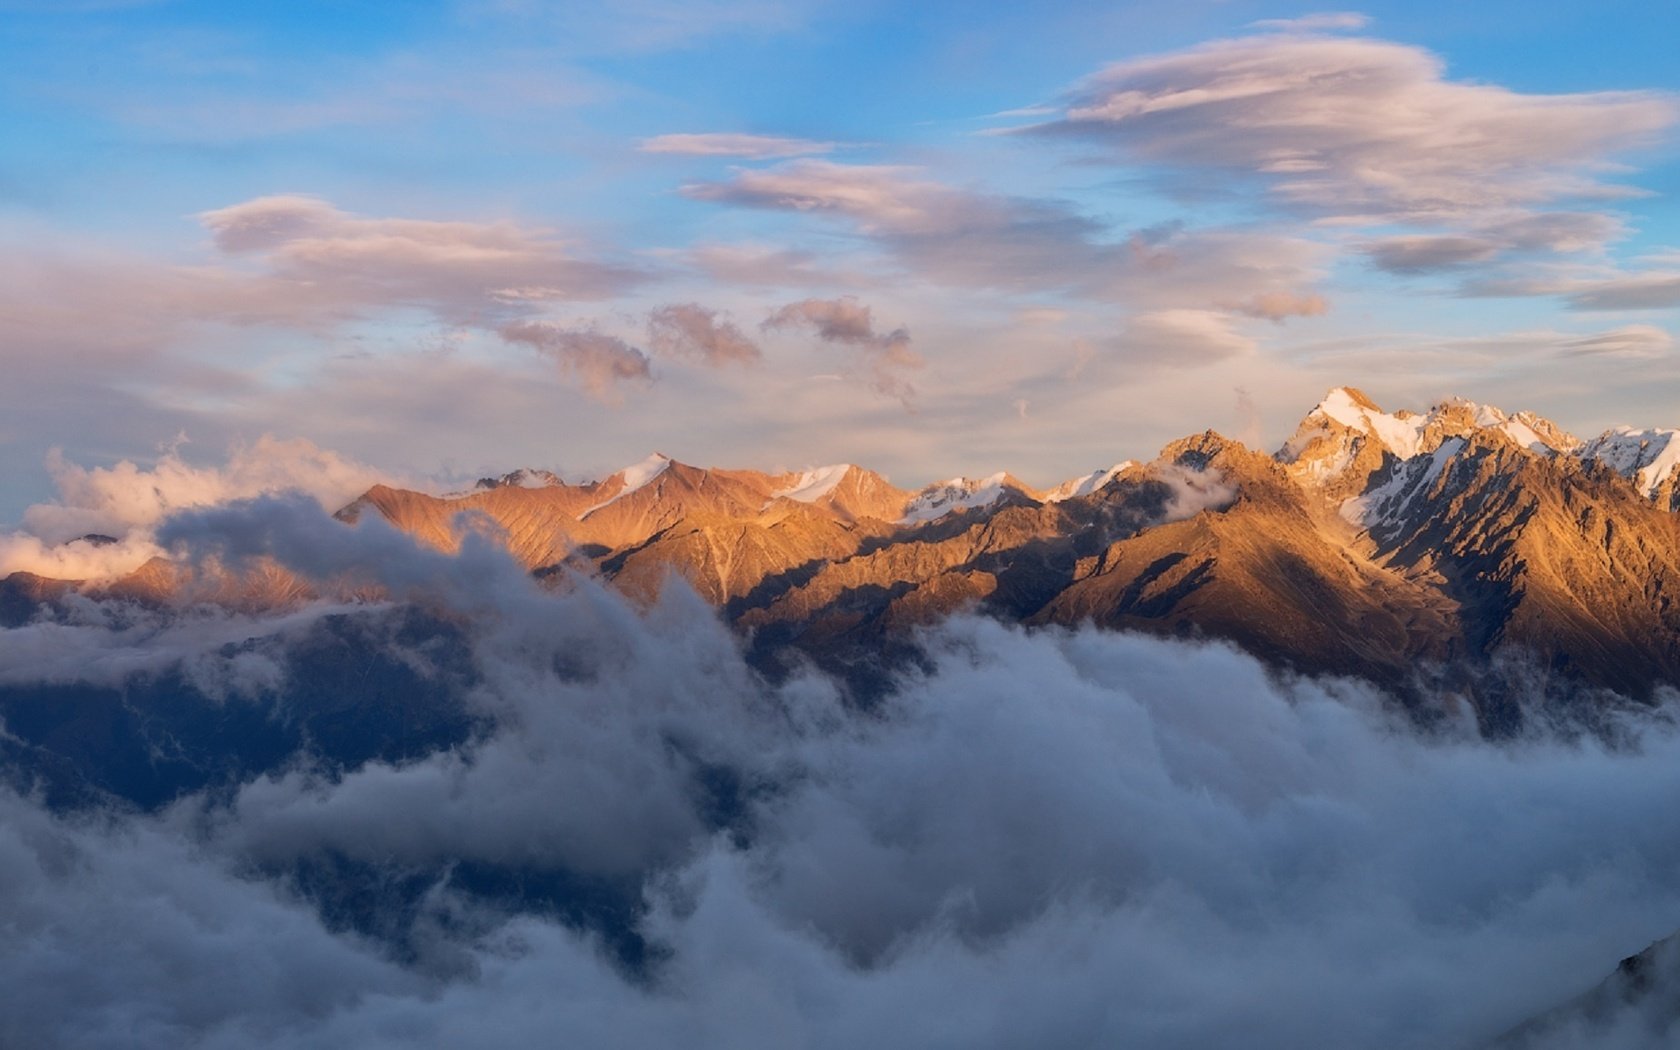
top-left (1043, 462), bottom-right (1134, 502)
top-left (1580, 427), bottom-right (1680, 498)
top-left (1312, 387), bottom-right (1429, 459)
top-left (769, 465), bottom-right (853, 505)
top-left (579, 453), bottom-right (671, 519)
top-left (899, 473), bottom-right (1012, 525)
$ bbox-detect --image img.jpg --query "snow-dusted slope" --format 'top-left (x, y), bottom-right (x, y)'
top-left (1580, 427), bottom-right (1680, 499)
top-left (579, 454), bottom-right (671, 519)
top-left (899, 474), bottom-right (1014, 525)
top-left (770, 465), bottom-right (853, 505)
top-left (1044, 462), bottom-right (1134, 502)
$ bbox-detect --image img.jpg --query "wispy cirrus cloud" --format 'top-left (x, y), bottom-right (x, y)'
top-left (1015, 34), bottom-right (1678, 223)
top-left (685, 159), bottom-right (1330, 312)
top-left (639, 132), bottom-right (837, 158)
top-left (1249, 12), bottom-right (1371, 33)
top-left (198, 195), bottom-right (646, 323)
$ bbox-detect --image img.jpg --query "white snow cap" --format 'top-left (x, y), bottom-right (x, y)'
top-left (899, 473), bottom-right (1012, 525)
top-left (1580, 427), bottom-right (1680, 498)
top-left (579, 453), bottom-right (671, 519)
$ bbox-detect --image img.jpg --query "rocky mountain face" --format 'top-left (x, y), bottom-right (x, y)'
top-left (9, 386), bottom-right (1680, 730)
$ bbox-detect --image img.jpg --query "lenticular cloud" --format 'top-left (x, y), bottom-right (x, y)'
top-left (4, 499), bottom-right (1680, 1048)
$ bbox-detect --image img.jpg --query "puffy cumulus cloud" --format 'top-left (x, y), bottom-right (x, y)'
top-left (6, 497), bottom-right (1680, 1048)
top-left (639, 132), bottom-right (837, 158)
top-left (685, 160), bottom-right (1330, 309)
top-left (498, 321), bottom-right (654, 399)
top-left (1021, 34), bottom-right (1678, 222)
top-left (763, 296), bottom-right (923, 401)
top-left (0, 438), bottom-right (384, 580)
top-left (1113, 308), bottom-right (1258, 366)
top-left (647, 303), bottom-right (762, 366)
top-left (197, 195), bottom-right (646, 324)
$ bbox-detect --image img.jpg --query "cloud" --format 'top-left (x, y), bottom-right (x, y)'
top-left (647, 303), bottom-right (762, 366)
top-left (1249, 11), bottom-right (1371, 32)
top-left (498, 322), bottom-right (654, 399)
top-left (1362, 212), bottom-right (1626, 275)
top-left (0, 438), bottom-right (384, 580)
top-left (1114, 308), bottom-right (1258, 366)
top-left (1363, 235), bottom-right (1502, 274)
top-left (685, 160), bottom-right (1330, 307)
top-left (639, 133), bottom-right (837, 158)
top-left (1019, 34), bottom-right (1678, 223)
top-left (763, 297), bottom-right (923, 400)
top-left (1558, 324), bottom-right (1676, 359)
top-left (198, 195), bottom-right (646, 324)
top-left (679, 242), bottom-right (871, 290)
top-left (1470, 270), bottom-right (1680, 311)
top-left (6, 502), bottom-right (1680, 1050)
top-left (1228, 290), bottom-right (1329, 322)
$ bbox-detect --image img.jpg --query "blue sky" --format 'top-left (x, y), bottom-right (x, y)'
top-left (4, 1), bottom-right (1680, 520)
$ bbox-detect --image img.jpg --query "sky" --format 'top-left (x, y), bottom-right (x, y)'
top-left (5, 0), bottom-right (1680, 517)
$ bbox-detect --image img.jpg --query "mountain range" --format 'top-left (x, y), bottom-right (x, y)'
top-left (8, 385), bottom-right (1680, 732)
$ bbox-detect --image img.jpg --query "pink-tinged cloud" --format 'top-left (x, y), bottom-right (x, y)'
top-left (639, 132), bottom-right (837, 158)
top-left (499, 321), bottom-right (654, 399)
top-left (1022, 35), bottom-right (1678, 222)
top-left (646, 303), bottom-right (761, 366)
top-left (197, 195), bottom-right (647, 324)
top-left (686, 160), bottom-right (1330, 308)
top-left (0, 437), bottom-right (384, 580)
top-left (763, 297), bottom-right (923, 402)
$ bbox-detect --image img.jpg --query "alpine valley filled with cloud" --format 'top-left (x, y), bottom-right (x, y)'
top-left (7, 3), bottom-right (1680, 1048)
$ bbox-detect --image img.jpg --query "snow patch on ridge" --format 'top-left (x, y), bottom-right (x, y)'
top-left (1341, 438), bottom-right (1464, 527)
top-left (899, 473), bottom-right (1011, 525)
top-left (579, 454), bottom-right (671, 519)
top-left (769, 465), bottom-right (852, 506)
top-left (1581, 428), bottom-right (1680, 498)
top-left (1044, 463), bottom-right (1133, 502)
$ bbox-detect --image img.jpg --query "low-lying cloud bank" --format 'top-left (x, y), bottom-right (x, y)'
top-left (4, 498), bottom-right (1680, 1048)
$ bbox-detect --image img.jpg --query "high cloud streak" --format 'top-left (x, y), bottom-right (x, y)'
top-left (639, 132), bottom-right (837, 158)
top-left (685, 160), bottom-right (1331, 316)
top-left (3, 495), bottom-right (1680, 1046)
top-left (1023, 34), bottom-right (1678, 222)
top-left (198, 195), bottom-right (645, 323)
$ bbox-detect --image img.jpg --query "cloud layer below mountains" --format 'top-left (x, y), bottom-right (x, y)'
top-left (3, 497), bottom-right (1680, 1048)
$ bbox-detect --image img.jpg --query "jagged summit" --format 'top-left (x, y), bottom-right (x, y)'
top-left (13, 383), bottom-right (1680, 727)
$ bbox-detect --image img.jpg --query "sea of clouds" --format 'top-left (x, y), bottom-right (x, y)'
top-left (4, 493), bottom-right (1680, 1048)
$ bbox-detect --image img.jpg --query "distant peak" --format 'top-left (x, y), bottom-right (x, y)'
top-left (1326, 386), bottom-right (1382, 412)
